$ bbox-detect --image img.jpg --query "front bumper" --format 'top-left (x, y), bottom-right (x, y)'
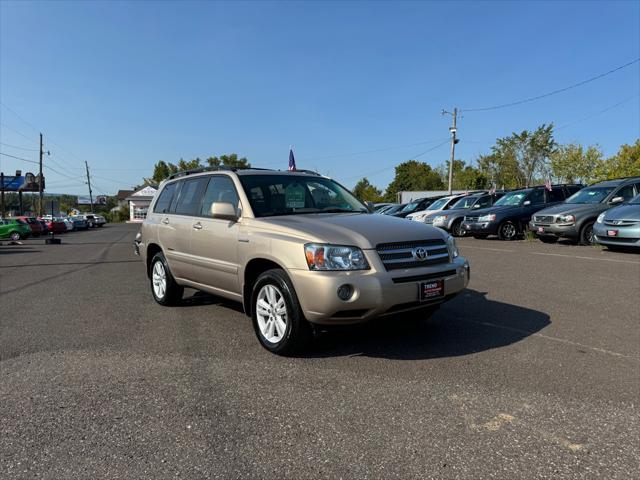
top-left (528, 221), bottom-right (578, 239)
top-left (461, 221), bottom-right (499, 236)
top-left (593, 223), bottom-right (640, 247)
top-left (288, 255), bottom-right (470, 324)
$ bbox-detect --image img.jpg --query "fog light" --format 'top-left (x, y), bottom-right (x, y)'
top-left (337, 284), bottom-right (353, 301)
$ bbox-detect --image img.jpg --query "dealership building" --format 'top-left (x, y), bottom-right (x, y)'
top-left (125, 185), bottom-right (157, 222)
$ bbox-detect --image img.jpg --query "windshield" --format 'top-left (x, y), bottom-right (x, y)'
top-left (565, 186), bottom-right (615, 204)
top-left (629, 194), bottom-right (640, 205)
top-left (384, 204), bottom-right (405, 214)
top-left (400, 201), bottom-right (421, 213)
top-left (494, 191), bottom-right (528, 206)
top-left (239, 174), bottom-right (368, 217)
top-left (451, 196), bottom-right (479, 209)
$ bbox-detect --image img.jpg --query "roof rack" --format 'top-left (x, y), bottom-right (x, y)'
top-left (166, 165), bottom-right (276, 180)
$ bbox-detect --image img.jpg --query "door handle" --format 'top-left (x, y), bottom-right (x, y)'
top-left (193, 222), bottom-right (202, 230)
top-left (161, 218), bottom-right (169, 225)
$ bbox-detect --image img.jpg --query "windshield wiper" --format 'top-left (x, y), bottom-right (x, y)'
top-left (319, 208), bottom-right (367, 214)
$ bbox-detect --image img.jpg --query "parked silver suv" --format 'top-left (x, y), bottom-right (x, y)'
top-left (136, 168), bottom-right (470, 354)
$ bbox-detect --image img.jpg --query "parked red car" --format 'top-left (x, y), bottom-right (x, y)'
top-left (40, 216), bottom-right (67, 234)
top-left (15, 216), bottom-right (44, 236)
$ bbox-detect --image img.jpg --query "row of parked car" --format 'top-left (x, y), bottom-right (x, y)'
top-left (0, 213), bottom-right (107, 241)
top-left (373, 176), bottom-right (640, 251)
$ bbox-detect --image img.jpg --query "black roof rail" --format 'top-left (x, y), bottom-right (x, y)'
top-left (292, 169), bottom-right (321, 176)
top-left (166, 165), bottom-right (277, 180)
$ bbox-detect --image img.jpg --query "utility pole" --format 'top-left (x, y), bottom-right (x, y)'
top-left (441, 108), bottom-right (459, 195)
top-left (39, 133), bottom-right (44, 216)
top-left (85, 161), bottom-right (94, 212)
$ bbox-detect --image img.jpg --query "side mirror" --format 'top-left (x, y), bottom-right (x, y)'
top-left (364, 201), bottom-right (375, 213)
top-left (610, 196), bottom-right (624, 205)
top-left (211, 202), bottom-right (238, 221)
top-left (523, 200), bottom-right (531, 206)
top-left (472, 204), bottom-right (481, 209)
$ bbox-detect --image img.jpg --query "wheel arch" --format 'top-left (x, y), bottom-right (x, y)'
top-left (146, 243), bottom-right (163, 278)
top-left (243, 258), bottom-right (287, 316)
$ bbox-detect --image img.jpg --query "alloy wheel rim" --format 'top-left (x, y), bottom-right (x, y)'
top-left (585, 226), bottom-right (594, 244)
top-left (256, 284), bottom-right (288, 344)
top-left (455, 222), bottom-right (465, 236)
top-left (152, 261), bottom-right (167, 299)
top-left (503, 223), bottom-right (516, 239)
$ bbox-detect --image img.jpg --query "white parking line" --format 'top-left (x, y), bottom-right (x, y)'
top-left (460, 245), bottom-right (515, 253)
top-left (457, 318), bottom-right (639, 361)
top-left (532, 251), bottom-right (640, 265)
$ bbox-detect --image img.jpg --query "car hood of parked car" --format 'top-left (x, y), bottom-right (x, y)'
top-left (603, 203), bottom-right (640, 221)
top-left (251, 212), bottom-right (447, 249)
top-left (534, 202), bottom-right (607, 216)
top-left (425, 207), bottom-right (474, 219)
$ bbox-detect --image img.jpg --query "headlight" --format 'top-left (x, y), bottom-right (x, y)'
top-left (304, 244), bottom-right (370, 271)
top-left (411, 213), bottom-right (427, 221)
top-left (479, 214), bottom-right (496, 222)
top-left (597, 213), bottom-right (606, 224)
top-left (446, 236), bottom-right (459, 259)
top-left (556, 214), bottom-right (575, 224)
top-left (433, 215), bottom-right (448, 225)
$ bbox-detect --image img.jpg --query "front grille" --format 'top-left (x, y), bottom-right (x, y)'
top-left (376, 239), bottom-right (450, 271)
top-left (534, 215), bottom-right (555, 224)
top-left (604, 219), bottom-right (638, 227)
top-left (595, 235), bottom-right (639, 243)
top-left (392, 269), bottom-right (457, 284)
top-left (464, 215), bottom-right (479, 222)
top-left (424, 217), bottom-right (434, 224)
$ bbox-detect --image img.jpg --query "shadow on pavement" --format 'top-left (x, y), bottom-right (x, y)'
top-left (303, 289), bottom-right (550, 360)
top-left (0, 248), bottom-right (42, 255)
top-left (179, 290), bottom-right (245, 313)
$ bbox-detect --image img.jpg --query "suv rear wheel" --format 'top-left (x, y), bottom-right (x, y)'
top-left (498, 220), bottom-right (518, 241)
top-left (251, 268), bottom-right (312, 355)
top-left (579, 221), bottom-right (595, 246)
top-left (150, 252), bottom-right (183, 306)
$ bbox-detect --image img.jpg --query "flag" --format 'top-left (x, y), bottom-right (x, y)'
top-left (545, 178), bottom-right (552, 191)
top-left (489, 184), bottom-right (496, 195)
top-left (288, 148), bottom-right (296, 171)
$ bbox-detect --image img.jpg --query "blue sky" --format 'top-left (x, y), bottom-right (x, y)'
top-left (1, 0), bottom-right (638, 195)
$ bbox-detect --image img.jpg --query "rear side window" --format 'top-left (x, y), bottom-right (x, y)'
top-left (547, 187), bottom-right (565, 202)
top-left (200, 176), bottom-right (240, 217)
top-left (154, 182), bottom-right (177, 213)
top-left (477, 195), bottom-right (492, 208)
top-left (174, 177), bottom-right (208, 216)
top-left (566, 185), bottom-right (581, 196)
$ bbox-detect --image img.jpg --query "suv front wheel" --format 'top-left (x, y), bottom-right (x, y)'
top-left (498, 220), bottom-right (518, 241)
top-left (251, 269), bottom-right (312, 355)
top-left (579, 221), bottom-right (595, 246)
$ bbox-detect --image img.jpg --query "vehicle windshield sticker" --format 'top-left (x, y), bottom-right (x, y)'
top-left (285, 183), bottom-right (306, 208)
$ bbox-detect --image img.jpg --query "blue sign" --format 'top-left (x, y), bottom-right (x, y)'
top-left (0, 176), bottom-right (25, 191)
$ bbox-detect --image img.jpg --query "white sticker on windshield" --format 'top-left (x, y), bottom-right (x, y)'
top-left (285, 183), bottom-right (306, 208)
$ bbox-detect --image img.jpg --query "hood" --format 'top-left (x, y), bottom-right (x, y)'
top-left (535, 202), bottom-right (607, 216)
top-left (424, 207), bottom-right (472, 218)
top-left (252, 212), bottom-right (448, 249)
top-left (604, 203), bottom-right (640, 221)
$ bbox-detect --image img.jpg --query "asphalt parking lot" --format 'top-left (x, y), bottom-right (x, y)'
top-left (1, 223), bottom-right (638, 479)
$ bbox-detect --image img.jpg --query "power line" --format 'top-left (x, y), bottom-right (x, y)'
top-left (342, 139), bottom-right (450, 181)
top-left (0, 141), bottom-right (39, 152)
top-left (0, 102), bottom-right (40, 133)
top-left (557, 94), bottom-right (640, 130)
top-left (0, 151), bottom-right (39, 164)
top-left (0, 122), bottom-right (37, 144)
top-left (462, 57), bottom-right (640, 113)
top-left (298, 138), bottom-right (451, 162)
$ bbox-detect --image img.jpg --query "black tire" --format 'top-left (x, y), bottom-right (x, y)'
top-left (451, 219), bottom-right (466, 237)
top-left (579, 221), bottom-right (595, 246)
top-left (498, 220), bottom-right (518, 241)
top-left (538, 235), bottom-right (558, 244)
top-left (472, 234), bottom-right (488, 239)
top-left (149, 252), bottom-right (183, 306)
top-left (9, 231), bottom-right (21, 241)
top-left (251, 268), bottom-right (312, 355)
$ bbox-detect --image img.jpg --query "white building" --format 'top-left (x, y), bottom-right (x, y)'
top-left (125, 185), bottom-right (157, 222)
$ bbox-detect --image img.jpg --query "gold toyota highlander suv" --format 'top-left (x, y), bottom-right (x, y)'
top-left (136, 167), bottom-right (470, 354)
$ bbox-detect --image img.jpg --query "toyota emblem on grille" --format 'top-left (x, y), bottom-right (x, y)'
top-left (412, 247), bottom-right (428, 261)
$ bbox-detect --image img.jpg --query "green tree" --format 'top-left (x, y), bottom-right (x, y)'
top-left (352, 178), bottom-right (383, 202)
top-left (439, 159), bottom-right (488, 190)
top-left (594, 140), bottom-right (640, 181)
top-left (478, 124), bottom-right (556, 188)
top-left (207, 153), bottom-right (250, 169)
top-left (550, 143), bottom-right (603, 184)
top-left (384, 160), bottom-right (444, 202)
top-left (177, 158), bottom-right (202, 172)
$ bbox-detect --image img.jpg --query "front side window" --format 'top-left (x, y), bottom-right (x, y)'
top-left (528, 189), bottom-right (545, 205)
top-left (174, 178), bottom-right (208, 215)
top-left (201, 176), bottom-right (240, 217)
top-left (239, 175), bottom-right (367, 217)
top-left (547, 187), bottom-right (565, 203)
top-left (615, 184), bottom-right (636, 202)
top-left (629, 194), bottom-right (640, 205)
top-left (427, 197), bottom-right (451, 211)
top-left (154, 182), bottom-right (177, 213)
top-left (451, 196), bottom-right (478, 209)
